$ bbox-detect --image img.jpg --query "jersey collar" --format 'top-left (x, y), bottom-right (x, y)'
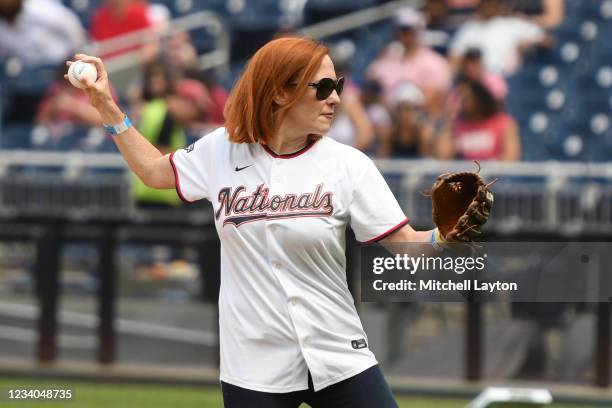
top-left (261, 136), bottom-right (320, 159)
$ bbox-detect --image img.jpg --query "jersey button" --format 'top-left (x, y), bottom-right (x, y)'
top-left (273, 262), bottom-right (282, 269)
top-left (270, 225), bottom-right (277, 232)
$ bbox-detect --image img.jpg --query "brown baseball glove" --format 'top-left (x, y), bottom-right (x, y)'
top-left (426, 162), bottom-right (496, 243)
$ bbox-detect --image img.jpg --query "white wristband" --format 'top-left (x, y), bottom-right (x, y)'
top-left (103, 115), bottom-right (132, 135)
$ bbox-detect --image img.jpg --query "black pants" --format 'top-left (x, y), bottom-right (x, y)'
top-left (221, 365), bottom-right (398, 408)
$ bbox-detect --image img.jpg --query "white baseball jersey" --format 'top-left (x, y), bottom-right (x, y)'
top-left (169, 127), bottom-right (408, 392)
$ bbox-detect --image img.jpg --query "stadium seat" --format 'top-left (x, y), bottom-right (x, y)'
top-left (579, 20), bottom-right (603, 44)
top-left (589, 113), bottom-right (611, 140)
top-left (56, 126), bottom-right (116, 152)
top-left (517, 112), bottom-right (557, 161)
top-left (564, 0), bottom-right (582, 15)
top-left (575, 0), bottom-right (612, 22)
top-left (521, 141), bottom-right (549, 161)
top-left (552, 25), bottom-right (582, 45)
top-left (506, 68), bottom-right (541, 89)
top-left (0, 124), bottom-right (33, 150)
top-left (524, 42), bottom-right (589, 78)
top-left (229, 9), bottom-right (282, 63)
top-left (63, 0), bottom-right (102, 29)
top-left (590, 40), bottom-right (612, 66)
top-left (558, 120), bottom-right (612, 162)
top-left (533, 121), bottom-right (587, 161)
top-left (560, 133), bottom-right (588, 161)
top-left (543, 88), bottom-right (567, 113)
top-left (507, 92), bottom-right (549, 120)
top-left (303, 0), bottom-right (377, 25)
top-left (1, 62), bottom-right (60, 124)
top-left (172, 0), bottom-right (194, 15)
top-left (579, 93), bottom-right (612, 117)
top-left (3, 63), bottom-right (59, 94)
top-left (170, 0), bottom-right (228, 17)
top-left (589, 135), bottom-right (612, 162)
top-left (188, 27), bottom-right (219, 55)
top-left (538, 65), bottom-right (561, 87)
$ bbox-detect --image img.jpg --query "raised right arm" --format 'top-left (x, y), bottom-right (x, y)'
top-left (66, 54), bottom-right (175, 189)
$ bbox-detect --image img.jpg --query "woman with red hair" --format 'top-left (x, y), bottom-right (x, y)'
top-left (68, 37), bottom-right (441, 407)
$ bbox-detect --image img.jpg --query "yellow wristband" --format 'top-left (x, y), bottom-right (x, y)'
top-left (431, 228), bottom-right (444, 251)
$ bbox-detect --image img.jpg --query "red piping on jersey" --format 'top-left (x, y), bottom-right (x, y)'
top-left (261, 138), bottom-right (318, 159)
top-left (169, 152), bottom-right (193, 204)
top-left (358, 217), bottom-right (410, 245)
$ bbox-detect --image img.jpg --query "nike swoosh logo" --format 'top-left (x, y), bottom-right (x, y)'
top-left (235, 165), bottom-right (253, 172)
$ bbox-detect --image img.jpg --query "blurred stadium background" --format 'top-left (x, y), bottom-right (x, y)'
top-left (1, 0), bottom-right (612, 406)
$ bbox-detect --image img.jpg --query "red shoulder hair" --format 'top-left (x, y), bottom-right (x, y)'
top-left (224, 37), bottom-right (329, 144)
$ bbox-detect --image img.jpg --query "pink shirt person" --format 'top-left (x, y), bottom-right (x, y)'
top-left (434, 79), bottom-right (521, 161)
top-left (453, 112), bottom-right (513, 160)
top-left (367, 7), bottom-right (452, 113)
top-left (368, 44), bottom-right (452, 101)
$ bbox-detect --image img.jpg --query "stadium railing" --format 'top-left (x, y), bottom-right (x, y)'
top-left (376, 159), bottom-right (612, 236)
top-left (298, 0), bottom-right (421, 39)
top-left (1, 152), bottom-right (611, 237)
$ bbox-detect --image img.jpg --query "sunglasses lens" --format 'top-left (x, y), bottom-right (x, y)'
top-left (336, 77), bottom-right (344, 96)
top-left (316, 78), bottom-right (335, 100)
top-left (315, 78), bottom-right (344, 100)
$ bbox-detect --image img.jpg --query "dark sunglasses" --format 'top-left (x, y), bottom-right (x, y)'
top-left (308, 77), bottom-right (345, 100)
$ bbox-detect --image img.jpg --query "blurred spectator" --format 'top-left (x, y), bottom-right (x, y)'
top-left (442, 0), bottom-right (481, 31)
top-left (0, 0), bottom-right (85, 66)
top-left (435, 79), bottom-right (521, 161)
top-left (446, 0), bottom-right (480, 9)
top-left (36, 67), bottom-right (103, 128)
top-left (422, 0), bottom-right (452, 54)
top-left (90, 0), bottom-right (158, 62)
top-left (380, 82), bottom-right (434, 158)
top-left (423, 0), bottom-right (449, 32)
top-left (142, 60), bottom-right (176, 101)
top-left (360, 79), bottom-right (392, 157)
top-left (422, 0), bottom-right (482, 52)
top-left (504, 0), bottom-right (565, 30)
top-left (134, 78), bottom-right (211, 207)
top-left (449, 0), bottom-right (551, 76)
top-left (127, 60), bottom-right (177, 122)
top-left (184, 68), bottom-right (228, 126)
top-left (447, 0), bottom-right (479, 4)
top-left (367, 7), bottom-right (452, 116)
top-left (127, 60), bottom-right (226, 129)
top-left (164, 31), bottom-right (198, 72)
top-left (325, 74), bottom-right (375, 151)
top-left (456, 48), bottom-right (508, 101)
top-left (167, 79), bottom-right (211, 128)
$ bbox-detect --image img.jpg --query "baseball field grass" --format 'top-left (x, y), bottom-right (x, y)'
top-left (0, 378), bottom-right (600, 408)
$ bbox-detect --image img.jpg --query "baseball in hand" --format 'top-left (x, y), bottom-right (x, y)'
top-left (67, 60), bottom-right (97, 89)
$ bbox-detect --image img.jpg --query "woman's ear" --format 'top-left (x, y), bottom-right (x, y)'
top-left (273, 88), bottom-right (290, 106)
